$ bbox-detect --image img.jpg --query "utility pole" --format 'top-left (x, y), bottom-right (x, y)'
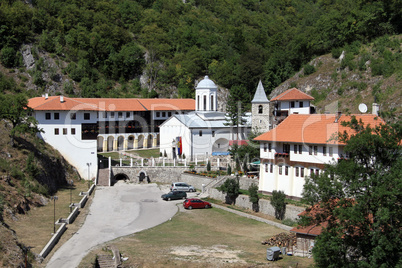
top-left (50, 196), bottom-right (58, 234)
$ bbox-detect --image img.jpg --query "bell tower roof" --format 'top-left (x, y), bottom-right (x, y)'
top-left (251, 80), bottom-right (269, 103)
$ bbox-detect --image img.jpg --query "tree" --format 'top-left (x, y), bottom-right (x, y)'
top-left (248, 183), bottom-right (259, 212)
top-left (301, 117), bottom-right (402, 267)
top-left (218, 178), bottom-right (240, 205)
top-left (227, 164), bottom-right (232, 175)
top-left (0, 94), bottom-right (42, 147)
top-left (206, 160), bottom-right (211, 172)
top-left (271, 190), bottom-right (286, 220)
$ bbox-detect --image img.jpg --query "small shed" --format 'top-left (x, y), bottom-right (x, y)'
top-left (266, 246), bottom-right (281, 261)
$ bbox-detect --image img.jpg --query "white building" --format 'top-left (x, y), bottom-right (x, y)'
top-left (254, 113), bottom-right (384, 199)
top-left (251, 80), bottom-right (270, 133)
top-left (271, 87), bottom-right (315, 127)
top-left (159, 76), bottom-right (255, 160)
top-left (28, 95), bottom-right (195, 178)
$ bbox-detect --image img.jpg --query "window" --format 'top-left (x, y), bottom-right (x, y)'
top-left (299, 102), bottom-right (304, 108)
top-left (316, 169), bottom-right (319, 176)
top-left (295, 167), bottom-right (299, 177)
top-left (168, 112), bottom-right (172, 117)
top-left (203, 95), bottom-right (207, 111)
top-left (285, 166), bottom-right (288, 176)
top-left (197, 96), bottom-right (200, 110)
top-left (54, 128), bottom-right (59, 135)
top-left (103, 112), bottom-right (107, 118)
top-left (294, 144), bottom-right (297, 154)
top-left (199, 130), bottom-right (202, 136)
top-left (45, 113), bottom-right (51, 120)
top-left (62, 128), bottom-right (67, 135)
top-left (279, 166), bottom-right (282, 175)
top-left (264, 143), bottom-right (267, 152)
top-left (309, 146), bottom-right (312, 155)
top-left (110, 112), bottom-right (115, 118)
top-left (314, 146), bottom-right (317, 155)
top-left (156, 112), bottom-right (160, 117)
top-left (283, 144), bottom-right (290, 153)
top-left (84, 113), bottom-right (90, 120)
top-left (270, 164), bottom-right (273, 173)
top-left (301, 167), bottom-right (304, 177)
top-left (299, 145), bottom-right (302, 154)
top-left (126, 112), bottom-right (130, 118)
top-left (290, 101), bottom-right (295, 108)
top-left (118, 112), bottom-right (123, 118)
top-left (258, 105), bottom-right (263, 114)
top-left (162, 112), bottom-right (166, 117)
top-left (323, 146), bottom-right (327, 156)
top-left (211, 95), bottom-right (214, 110)
top-left (71, 128), bottom-right (76, 135)
top-left (269, 143), bottom-right (272, 152)
top-left (54, 113), bottom-right (59, 120)
top-left (265, 163), bottom-right (268, 172)
top-left (310, 169), bottom-right (314, 176)
top-left (70, 113), bottom-right (76, 120)
top-left (329, 147), bottom-right (333, 157)
top-left (212, 131), bottom-right (215, 137)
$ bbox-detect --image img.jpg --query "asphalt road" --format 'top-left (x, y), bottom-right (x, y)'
top-left (46, 183), bottom-right (180, 268)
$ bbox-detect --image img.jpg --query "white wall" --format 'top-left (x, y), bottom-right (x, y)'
top-left (35, 110), bottom-right (98, 179)
top-left (279, 101), bottom-right (310, 114)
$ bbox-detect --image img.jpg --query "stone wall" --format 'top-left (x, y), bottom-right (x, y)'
top-left (207, 188), bottom-right (304, 221)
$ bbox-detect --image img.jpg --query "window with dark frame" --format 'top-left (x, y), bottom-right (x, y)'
top-left (329, 147), bottom-right (333, 157)
top-left (103, 112), bottom-right (107, 118)
top-left (323, 146), bottom-right (327, 156)
top-left (309, 146), bottom-right (312, 155)
top-left (283, 144), bottom-right (290, 154)
top-left (265, 164), bottom-right (268, 172)
top-left (299, 102), bottom-right (304, 108)
top-left (258, 105), bottom-right (263, 114)
top-left (264, 143), bottom-right (267, 152)
top-left (295, 167), bottom-right (299, 177)
top-left (54, 113), bottom-right (60, 120)
top-left (84, 113), bottom-right (90, 120)
top-left (212, 131), bottom-right (215, 137)
top-left (46, 113), bottom-right (51, 120)
top-left (71, 128), bottom-right (76, 135)
top-left (269, 143), bottom-right (272, 152)
top-left (63, 128), bottom-right (67, 135)
top-left (299, 144), bottom-right (302, 154)
top-left (310, 168), bottom-right (314, 176)
top-left (162, 112), bottom-right (166, 117)
top-left (110, 112), bottom-right (115, 117)
top-left (314, 146), bottom-right (317, 155)
top-left (126, 112), bottom-right (130, 118)
top-left (294, 144), bottom-right (297, 154)
top-left (290, 101), bottom-right (295, 108)
top-left (199, 130), bottom-right (202, 136)
top-left (54, 128), bottom-right (59, 135)
top-left (301, 167), bottom-right (304, 177)
top-left (285, 166), bottom-right (288, 175)
top-left (316, 169), bottom-right (319, 175)
top-left (279, 166), bottom-right (282, 175)
top-left (70, 113), bottom-right (76, 120)
top-left (270, 164), bottom-right (273, 173)
top-left (118, 112), bottom-right (123, 118)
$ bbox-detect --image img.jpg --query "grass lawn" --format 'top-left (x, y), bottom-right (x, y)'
top-left (4, 179), bottom-right (93, 266)
top-left (78, 205), bottom-right (314, 268)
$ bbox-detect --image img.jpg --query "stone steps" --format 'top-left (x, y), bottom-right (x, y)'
top-left (97, 169), bottom-right (109, 186)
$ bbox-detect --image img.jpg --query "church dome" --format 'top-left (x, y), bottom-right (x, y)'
top-left (196, 76), bottom-right (217, 90)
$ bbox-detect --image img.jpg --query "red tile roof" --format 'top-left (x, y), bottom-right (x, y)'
top-left (271, 88), bottom-right (314, 101)
top-left (254, 114), bottom-right (384, 145)
top-left (28, 96), bottom-right (195, 112)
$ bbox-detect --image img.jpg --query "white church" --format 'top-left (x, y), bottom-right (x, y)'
top-left (159, 76), bottom-right (272, 160)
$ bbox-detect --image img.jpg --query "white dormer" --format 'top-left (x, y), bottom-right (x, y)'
top-left (195, 76), bottom-right (217, 112)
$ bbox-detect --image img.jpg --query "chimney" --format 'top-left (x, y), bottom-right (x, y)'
top-left (334, 111), bottom-right (342, 123)
top-left (372, 103), bottom-right (379, 116)
top-left (45, 93), bottom-right (48, 100)
top-left (60, 96), bottom-right (64, 103)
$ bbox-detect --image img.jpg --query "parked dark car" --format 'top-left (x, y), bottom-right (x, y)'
top-left (183, 198), bottom-right (212, 209)
top-left (161, 191), bottom-right (187, 201)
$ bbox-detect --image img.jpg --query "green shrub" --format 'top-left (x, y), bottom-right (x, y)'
top-left (331, 47), bottom-right (343, 59)
top-left (271, 190), bottom-right (286, 220)
top-left (248, 184), bottom-right (259, 212)
top-left (303, 64), bottom-right (316, 76)
top-left (0, 46), bottom-right (21, 68)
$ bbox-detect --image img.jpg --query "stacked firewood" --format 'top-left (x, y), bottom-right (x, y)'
top-left (262, 232), bottom-right (297, 247)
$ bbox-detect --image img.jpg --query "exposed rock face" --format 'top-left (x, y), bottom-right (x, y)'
top-left (21, 44), bottom-right (35, 70)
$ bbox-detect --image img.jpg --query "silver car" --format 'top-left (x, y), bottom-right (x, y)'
top-left (170, 182), bottom-right (195, 192)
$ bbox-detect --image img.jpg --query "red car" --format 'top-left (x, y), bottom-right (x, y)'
top-left (183, 198), bottom-right (212, 209)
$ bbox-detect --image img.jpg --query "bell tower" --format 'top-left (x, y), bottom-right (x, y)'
top-left (251, 80), bottom-right (270, 133)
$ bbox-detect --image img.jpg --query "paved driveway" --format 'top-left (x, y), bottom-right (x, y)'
top-left (47, 183), bottom-right (178, 268)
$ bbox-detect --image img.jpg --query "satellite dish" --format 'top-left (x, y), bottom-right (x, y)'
top-left (358, 103), bottom-right (368, 113)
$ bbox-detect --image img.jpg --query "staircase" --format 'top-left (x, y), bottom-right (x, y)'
top-left (97, 169), bottom-right (110, 186)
